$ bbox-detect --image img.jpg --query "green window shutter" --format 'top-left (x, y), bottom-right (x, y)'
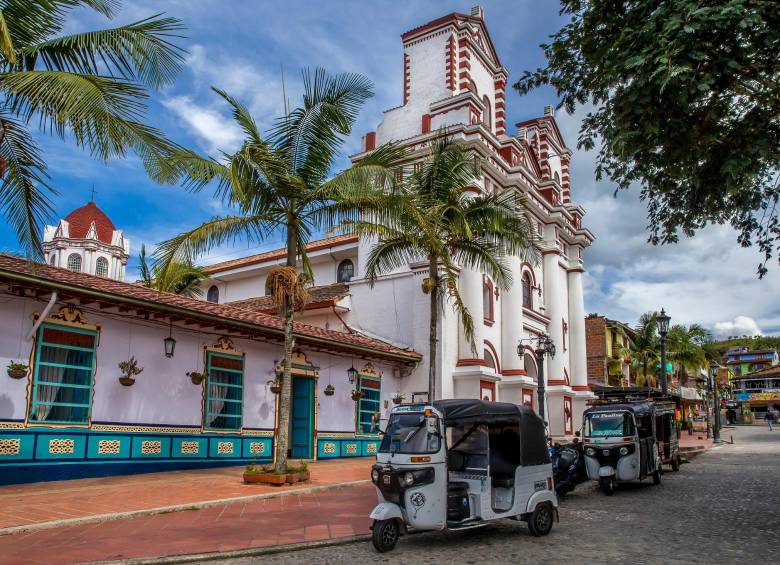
top-left (204, 351), bottom-right (244, 431)
top-left (30, 323), bottom-right (97, 424)
top-left (357, 375), bottom-right (380, 434)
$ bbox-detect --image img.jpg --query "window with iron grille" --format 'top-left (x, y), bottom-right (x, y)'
top-left (29, 324), bottom-right (97, 424)
top-left (95, 257), bottom-right (109, 277)
top-left (67, 254), bottom-right (82, 272)
top-left (357, 375), bottom-right (380, 434)
top-left (204, 352), bottom-right (244, 431)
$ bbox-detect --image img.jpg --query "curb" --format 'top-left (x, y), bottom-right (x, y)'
top-left (87, 534), bottom-right (372, 565)
top-left (0, 479), bottom-right (372, 538)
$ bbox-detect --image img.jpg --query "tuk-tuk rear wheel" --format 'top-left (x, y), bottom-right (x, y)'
top-left (600, 477), bottom-right (616, 496)
top-left (671, 456), bottom-right (680, 472)
top-left (371, 519), bottom-right (400, 553)
top-left (527, 503), bottom-right (554, 537)
top-left (652, 469), bottom-right (661, 485)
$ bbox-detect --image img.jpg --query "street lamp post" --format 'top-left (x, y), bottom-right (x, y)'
top-left (519, 333), bottom-right (556, 422)
top-left (711, 362), bottom-right (721, 442)
top-left (656, 309), bottom-right (671, 397)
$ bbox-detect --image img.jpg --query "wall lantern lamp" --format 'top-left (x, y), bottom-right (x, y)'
top-left (347, 365), bottom-right (358, 385)
top-left (164, 322), bottom-right (176, 358)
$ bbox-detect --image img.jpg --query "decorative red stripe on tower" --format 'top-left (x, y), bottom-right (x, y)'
top-left (403, 53), bottom-right (411, 105)
top-left (445, 35), bottom-right (457, 91)
top-left (561, 156), bottom-right (571, 204)
top-left (494, 78), bottom-right (506, 135)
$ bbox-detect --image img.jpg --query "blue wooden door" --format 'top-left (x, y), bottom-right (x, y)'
top-left (290, 377), bottom-right (313, 459)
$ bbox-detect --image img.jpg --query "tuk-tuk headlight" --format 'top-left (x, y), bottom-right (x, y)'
top-left (403, 471), bottom-right (415, 486)
top-left (619, 447), bottom-right (629, 456)
top-left (585, 447), bottom-right (596, 457)
top-left (371, 468), bottom-right (379, 483)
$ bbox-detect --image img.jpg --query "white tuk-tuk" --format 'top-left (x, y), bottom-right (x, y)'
top-left (369, 399), bottom-right (557, 552)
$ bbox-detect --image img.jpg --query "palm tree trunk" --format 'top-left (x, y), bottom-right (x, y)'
top-left (428, 254), bottom-right (438, 402)
top-left (274, 224), bottom-right (298, 473)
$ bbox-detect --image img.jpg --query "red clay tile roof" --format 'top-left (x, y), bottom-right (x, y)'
top-left (0, 254), bottom-right (420, 363)
top-left (64, 201), bottom-right (116, 244)
top-left (228, 283), bottom-right (350, 313)
top-left (204, 234), bottom-right (359, 274)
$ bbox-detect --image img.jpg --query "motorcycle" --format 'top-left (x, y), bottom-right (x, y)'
top-left (550, 433), bottom-right (587, 498)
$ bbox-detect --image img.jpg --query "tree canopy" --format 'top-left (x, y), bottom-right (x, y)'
top-left (515, 0), bottom-right (779, 276)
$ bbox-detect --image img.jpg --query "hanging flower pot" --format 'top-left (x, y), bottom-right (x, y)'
top-left (351, 389), bottom-right (364, 401)
top-left (118, 357), bottom-right (143, 387)
top-left (188, 371), bottom-right (208, 385)
top-left (269, 379), bottom-right (282, 395)
top-left (392, 393), bottom-right (405, 405)
top-left (7, 362), bottom-right (28, 380)
top-left (324, 384), bottom-right (335, 396)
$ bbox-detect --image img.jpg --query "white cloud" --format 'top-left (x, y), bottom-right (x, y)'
top-left (713, 317), bottom-right (763, 339)
top-left (162, 95), bottom-right (243, 154)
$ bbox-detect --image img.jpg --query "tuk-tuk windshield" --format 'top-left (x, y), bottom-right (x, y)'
top-left (586, 411), bottom-right (636, 438)
top-left (379, 413), bottom-right (441, 454)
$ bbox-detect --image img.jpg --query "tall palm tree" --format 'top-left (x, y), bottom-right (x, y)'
top-left (0, 0), bottom-right (184, 255)
top-left (667, 323), bottom-right (711, 386)
top-left (628, 312), bottom-right (660, 387)
top-left (337, 134), bottom-right (539, 400)
top-left (153, 70), bottom-right (400, 473)
top-left (138, 244), bottom-right (207, 298)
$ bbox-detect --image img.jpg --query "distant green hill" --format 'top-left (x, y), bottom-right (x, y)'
top-left (708, 336), bottom-right (780, 359)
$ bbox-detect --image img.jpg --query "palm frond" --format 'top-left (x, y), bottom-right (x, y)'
top-left (0, 111), bottom-right (55, 256)
top-left (363, 235), bottom-right (424, 285)
top-left (211, 87), bottom-right (262, 144)
top-left (438, 260), bottom-right (476, 355)
top-left (138, 243), bottom-right (152, 287)
top-left (17, 15), bottom-right (185, 88)
top-left (0, 10), bottom-right (17, 64)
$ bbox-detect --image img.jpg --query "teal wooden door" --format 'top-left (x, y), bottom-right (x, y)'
top-left (290, 377), bottom-right (314, 459)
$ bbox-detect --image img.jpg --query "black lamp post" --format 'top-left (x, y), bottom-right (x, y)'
top-left (656, 309), bottom-right (671, 397)
top-left (519, 333), bottom-right (556, 421)
top-left (710, 362), bottom-right (721, 442)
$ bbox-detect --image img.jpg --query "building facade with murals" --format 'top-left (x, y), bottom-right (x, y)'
top-left (199, 7), bottom-right (595, 438)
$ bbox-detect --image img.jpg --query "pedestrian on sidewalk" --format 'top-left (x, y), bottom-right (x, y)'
top-left (766, 408), bottom-right (775, 431)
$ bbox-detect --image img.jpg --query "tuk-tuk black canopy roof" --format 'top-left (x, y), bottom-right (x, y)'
top-left (584, 402), bottom-right (655, 417)
top-left (433, 399), bottom-right (530, 424)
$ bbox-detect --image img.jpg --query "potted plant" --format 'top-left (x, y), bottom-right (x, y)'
top-left (187, 371), bottom-right (208, 385)
top-left (269, 379), bottom-right (282, 395)
top-left (392, 392), bottom-right (405, 405)
top-left (118, 357), bottom-right (143, 386)
top-left (324, 384), bottom-right (335, 396)
top-left (286, 461), bottom-right (310, 483)
top-left (351, 389), bottom-right (364, 401)
top-left (7, 361), bottom-right (28, 379)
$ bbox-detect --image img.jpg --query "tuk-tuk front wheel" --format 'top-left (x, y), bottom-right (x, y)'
top-left (652, 469), bottom-right (661, 485)
top-left (527, 503), bottom-right (554, 537)
top-left (372, 519), bottom-right (400, 553)
top-left (671, 456), bottom-right (680, 472)
top-left (600, 477), bottom-right (616, 496)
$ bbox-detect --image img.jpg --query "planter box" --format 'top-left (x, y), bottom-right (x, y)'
top-left (243, 472), bottom-right (287, 485)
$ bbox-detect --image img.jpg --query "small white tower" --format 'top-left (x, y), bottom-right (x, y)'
top-left (43, 201), bottom-right (129, 281)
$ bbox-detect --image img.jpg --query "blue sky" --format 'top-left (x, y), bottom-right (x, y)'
top-left (4, 1), bottom-right (779, 336)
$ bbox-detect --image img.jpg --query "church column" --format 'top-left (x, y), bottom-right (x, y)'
top-left (501, 255), bottom-right (524, 374)
top-left (542, 248), bottom-right (565, 383)
top-left (567, 258), bottom-right (588, 390)
top-left (457, 266), bottom-right (485, 363)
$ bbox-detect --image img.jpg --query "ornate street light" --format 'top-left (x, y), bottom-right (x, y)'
top-left (656, 308), bottom-right (671, 397)
top-left (710, 362), bottom-right (721, 442)
top-left (163, 322), bottom-right (176, 358)
top-left (518, 333), bottom-right (556, 422)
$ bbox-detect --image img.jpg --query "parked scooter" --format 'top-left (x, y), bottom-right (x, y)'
top-left (550, 433), bottom-right (587, 497)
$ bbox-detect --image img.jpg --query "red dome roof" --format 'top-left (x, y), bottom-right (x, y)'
top-left (64, 201), bottom-right (116, 244)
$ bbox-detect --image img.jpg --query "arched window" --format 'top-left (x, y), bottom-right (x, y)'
top-left (67, 254), bottom-right (82, 272)
top-left (482, 276), bottom-right (494, 323)
top-left (522, 272), bottom-right (532, 309)
top-left (207, 285), bottom-right (219, 303)
top-left (95, 257), bottom-right (109, 277)
top-left (554, 171), bottom-right (561, 185)
top-left (337, 259), bottom-right (354, 283)
top-left (483, 348), bottom-right (496, 370)
top-left (524, 353), bottom-right (538, 382)
top-left (482, 95), bottom-right (492, 129)
top-left (49, 255), bottom-right (56, 266)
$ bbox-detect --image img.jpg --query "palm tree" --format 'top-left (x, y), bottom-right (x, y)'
top-left (337, 134), bottom-right (539, 400)
top-left (628, 312), bottom-right (660, 387)
top-left (667, 324), bottom-right (711, 386)
top-left (0, 0), bottom-right (184, 255)
top-left (153, 70), bottom-right (399, 473)
top-left (138, 244), bottom-right (207, 298)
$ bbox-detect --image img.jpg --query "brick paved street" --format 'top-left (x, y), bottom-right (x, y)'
top-left (218, 426), bottom-right (779, 565)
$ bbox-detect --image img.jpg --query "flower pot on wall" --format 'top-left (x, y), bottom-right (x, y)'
top-left (118, 376), bottom-right (135, 387)
top-left (324, 384), bottom-right (335, 396)
top-left (351, 390), bottom-right (364, 401)
top-left (188, 372), bottom-right (207, 385)
top-left (7, 368), bottom-right (27, 379)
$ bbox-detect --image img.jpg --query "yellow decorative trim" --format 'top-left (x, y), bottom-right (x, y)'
top-left (360, 362), bottom-right (379, 377)
top-left (276, 350), bottom-right (319, 377)
top-left (217, 441), bottom-right (234, 454)
top-left (37, 306), bottom-right (98, 331)
top-left (206, 336), bottom-right (243, 355)
top-left (141, 440), bottom-right (162, 454)
top-left (48, 438), bottom-right (75, 454)
top-left (318, 432), bottom-right (356, 439)
top-left (0, 422), bottom-right (25, 430)
top-left (97, 440), bottom-right (120, 455)
top-left (243, 429), bottom-right (273, 437)
top-left (180, 441), bottom-right (199, 454)
top-left (92, 424), bottom-right (201, 434)
top-left (322, 442), bottom-right (337, 454)
top-left (249, 441), bottom-right (266, 455)
top-left (0, 439), bottom-right (21, 455)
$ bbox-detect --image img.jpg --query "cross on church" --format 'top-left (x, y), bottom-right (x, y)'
top-left (90, 185), bottom-right (97, 202)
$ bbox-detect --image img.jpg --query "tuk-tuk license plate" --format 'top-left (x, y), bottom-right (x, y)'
top-left (383, 475), bottom-right (390, 485)
top-left (602, 450), bottom-right (610, 456)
